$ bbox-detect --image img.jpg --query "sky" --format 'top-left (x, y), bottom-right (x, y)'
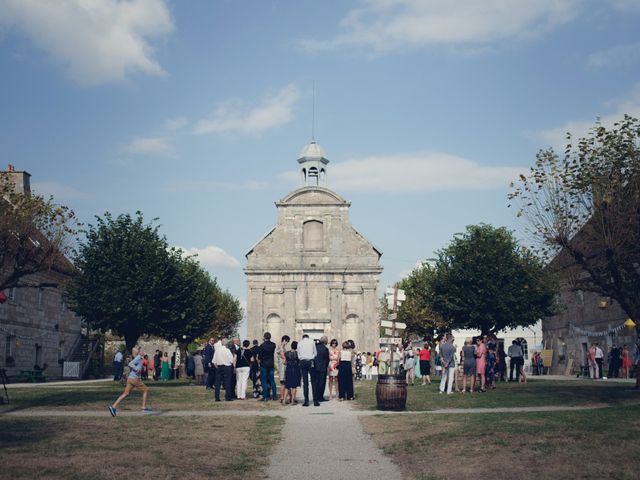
top-left (1, 0), bottom-right (640, 334)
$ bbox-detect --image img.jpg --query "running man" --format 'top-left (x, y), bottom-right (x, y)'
top-left (109, 346), bottom-right (152, 416)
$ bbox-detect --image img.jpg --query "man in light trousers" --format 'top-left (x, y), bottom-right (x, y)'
top-left (439, 333), bottom-right (456, 394)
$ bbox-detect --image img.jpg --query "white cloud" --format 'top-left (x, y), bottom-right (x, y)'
top-left (283, 152), bottom-right (523, 193)
top-left (588, 42), bottom-right (640, 68)
top-left (31, 181), bottom-right (86, 200)
top-left (165, 116), bottom-right (188, 130)
top-left (0, 0), bottom-right (174, 86)
top-left (178, 245), bottom-right (241, 269)
top-left (536, 83), bottom-right (640, 149)
top-left (120, 136), bottom-right (173, 156)
top-left (193, 84), bottom-right (300, 135)
top-left (301, 0), bottom-right (579, 53)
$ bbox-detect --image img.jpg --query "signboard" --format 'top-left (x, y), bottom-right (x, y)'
top-left (381, 320), bottom-right (407, 329)
top-left (384, 328), bottom-right (395, 336)
top-left (540, 350), bottom-right (553, 367)
top-left (379, 337), bottom-right (402, 344)
top-left (388, 313), bottom-right (397, 321)
top-left (385, 288), bottom-right (406, 308)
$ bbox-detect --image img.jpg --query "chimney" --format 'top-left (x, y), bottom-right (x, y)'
top-left (3, 165), bottom-right (31, 196)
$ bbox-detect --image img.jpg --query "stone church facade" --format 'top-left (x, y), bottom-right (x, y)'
top-left (245, 142), bottom-right (382, 353)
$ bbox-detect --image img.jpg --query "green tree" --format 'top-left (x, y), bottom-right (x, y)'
top-left (66, 212), bottom-right (178, 350)
top-left (398, 263), bottom-right (450, 339)
top-left (151, 256), bottom-right (223, 345)
top-left (1, 174), bottom-right (77, 291)
top-left (509, 115), bottom-right (640, 324)
top-left (202, 289), bottom-right (243, 340)
top-left (66, 212), bottom-right (241, 351)
top-left (430, 224), bottom-right (557, 335)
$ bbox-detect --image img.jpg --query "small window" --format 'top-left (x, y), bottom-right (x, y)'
top-left (35, 343), bottom-right (43, 367)
top-left (6, 335), bottom-right (14, 357)
top-left (38, 288), bottom-right (43, 307)
top-left (303, 220), bottom-right (324, 251)
top-left (8, 288), bottom-right (16, 301)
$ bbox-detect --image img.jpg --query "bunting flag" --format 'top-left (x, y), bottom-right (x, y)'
top-left (568, 322), bottom-right (627, 337)
top-left (0, 325), bottom-right (52, 341)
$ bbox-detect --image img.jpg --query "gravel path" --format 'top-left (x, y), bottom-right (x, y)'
top-left (264, 398), bottom-right (402, 480)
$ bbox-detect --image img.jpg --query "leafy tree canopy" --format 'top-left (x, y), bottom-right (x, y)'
top-left (510, 115), bottom-right (640, 323)
top-left (429, 224), bottom-right (558, 335)
top-left (397, 262), bottom-right (450, 339)
top-left (65, 212), bottom-right (240, 350)
top-left (1, 174), bottom-right (77, 291)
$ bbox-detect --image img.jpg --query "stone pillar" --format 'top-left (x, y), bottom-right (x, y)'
top-left (249, 286), bottom-right (264, 341)
top-left (363, 286), bottom-right (378, 354)
top-left (284, 286), bottom-right (296, 336)
top-left (329, 285), bottom-right (343, 341)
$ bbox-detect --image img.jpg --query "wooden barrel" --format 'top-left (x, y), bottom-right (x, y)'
top-left (376, 374), bottom-right (407, 411)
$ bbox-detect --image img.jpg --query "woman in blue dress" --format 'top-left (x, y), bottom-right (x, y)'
top-left (284, 341), bottom-right (301, 405)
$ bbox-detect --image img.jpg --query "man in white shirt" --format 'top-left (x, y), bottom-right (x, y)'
top-left (213, 338), bottom-right (235, 401)
top-left (113, 350), bottom-right (123, 381)
top-left (595, 343), bottom-right (604, 379)
top-left (298, 334), bottom-right (318, 406)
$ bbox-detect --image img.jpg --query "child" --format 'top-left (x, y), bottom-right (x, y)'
top-left (109, 346), bottom-right (152, 416)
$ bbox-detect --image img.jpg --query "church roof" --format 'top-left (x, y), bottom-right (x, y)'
top-left (297, 141), bottom-right (329, 165)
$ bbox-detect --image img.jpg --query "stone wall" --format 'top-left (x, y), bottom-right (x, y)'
top-left (542, 288), bottom-right (634, 374)
top-left (1, 271), bottom-right (82, 380)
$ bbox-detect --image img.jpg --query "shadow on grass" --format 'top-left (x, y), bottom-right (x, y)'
top-left (0, 418), bottom-right (59, 448)
top-left (1, 389), bottom-right (118, 412)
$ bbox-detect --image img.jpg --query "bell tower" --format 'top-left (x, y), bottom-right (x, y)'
top-left (297, 140), bottom-right (329, 186)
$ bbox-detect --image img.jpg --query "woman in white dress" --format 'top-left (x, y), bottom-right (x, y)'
top-left (193, 350), bottom-right (205, 385)
top-left (328, 339), bottom-right (340, 399)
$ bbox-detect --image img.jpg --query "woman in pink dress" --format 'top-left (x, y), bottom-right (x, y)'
top-left (475, 337), bottom-right (487, 392)
top-left (621, 345), bottom-right (632, 378)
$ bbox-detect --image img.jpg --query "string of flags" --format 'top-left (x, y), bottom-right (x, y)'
top-left (569, 320), bottom-right (634, 337)
top-left (0, 324), bottom-right (52, 341)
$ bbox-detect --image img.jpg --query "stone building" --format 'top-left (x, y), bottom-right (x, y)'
top-left (541, 227), bottom-right (635, 375)
top-left (1, 166), bottom-right (82, 380)
top-left (543, 287), bottom-right (633, 375)
top-left (245, 141), bottom-right (383, 353)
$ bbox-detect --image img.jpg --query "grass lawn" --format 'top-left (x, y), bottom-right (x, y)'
top-left (354, 378), bottom-right (640, 411)
top-left (0, 415), bottom-right (284, 480)
top-left (360, 404), bottom-right (640, 480)
top-left (0, 379), bottom-right (282, 413)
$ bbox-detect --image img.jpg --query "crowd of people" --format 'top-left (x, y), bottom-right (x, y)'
top-left (191, 332), bottom-right (364, 405)
top-left (398, 333), bottom-right (530, 395)
top-left (585, 342), bottom-right (636, 379)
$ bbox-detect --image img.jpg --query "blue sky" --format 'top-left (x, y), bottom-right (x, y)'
top-left (2, 0), bottom-right (640, 331)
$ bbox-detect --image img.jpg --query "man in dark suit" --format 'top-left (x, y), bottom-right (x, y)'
top-left (314, 336), bottom-right (330, 402)
top-left (258, 332), bottom-right (277, 401)
top-left (203, 338), bottom-right (216, 390)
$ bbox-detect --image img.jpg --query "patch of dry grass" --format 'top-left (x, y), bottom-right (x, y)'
top-left (1, 380), bottom-right (282, 413)
top-left (354, 378), bottom-right (640, 411)
top-left (360, 405), bottom-right (640, 480)
top-left (0, 415), bottom-right (284, 480)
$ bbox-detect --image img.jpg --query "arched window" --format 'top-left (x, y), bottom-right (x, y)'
top-left (303, 220), bottom-right (324, 251)
top-left (308, 166), bottom-right (319, 185)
